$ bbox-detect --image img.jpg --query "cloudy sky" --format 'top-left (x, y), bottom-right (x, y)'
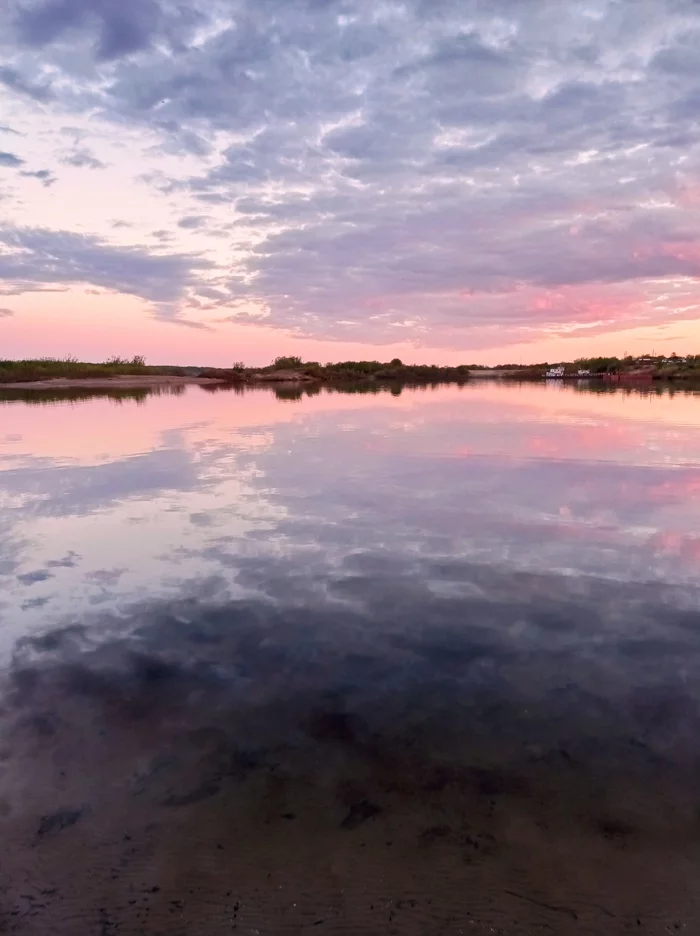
top-left (1, 0), bottom-right (700, 365)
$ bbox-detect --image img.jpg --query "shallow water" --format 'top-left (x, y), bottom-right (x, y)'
top-left (1, 381), bottom-right (699, 933)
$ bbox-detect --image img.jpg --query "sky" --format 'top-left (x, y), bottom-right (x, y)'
top-left (1, 0), bottom-right (700, 366)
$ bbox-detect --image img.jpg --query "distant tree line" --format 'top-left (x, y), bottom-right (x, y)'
top-left (259, 355), bottom-right (473, 382)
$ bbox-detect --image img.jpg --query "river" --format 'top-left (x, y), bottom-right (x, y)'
top-left (0, 380), bottom-right (698, 934)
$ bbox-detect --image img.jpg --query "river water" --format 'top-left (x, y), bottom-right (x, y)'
top-left (0, 381), bottom-right (699, 934)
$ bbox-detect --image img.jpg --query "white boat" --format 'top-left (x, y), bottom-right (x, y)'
top-left (546, 366), bottom-right (565, 378)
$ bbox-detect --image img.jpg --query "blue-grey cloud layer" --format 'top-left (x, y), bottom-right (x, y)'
top-left (0, 228), bottom-right (211, 303)
top-left (0, 151), bottom-right (24, 167)
top-left (2, 0), bottom-right (700, 347)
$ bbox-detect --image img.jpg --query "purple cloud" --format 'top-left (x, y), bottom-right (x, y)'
top-left (2, 0), bottom-right (700, 349)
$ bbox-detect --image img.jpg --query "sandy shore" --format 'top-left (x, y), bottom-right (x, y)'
top-left (468, 369), bottom-right (520, 378)
top-left (0, 375), bottom-right (231, 390)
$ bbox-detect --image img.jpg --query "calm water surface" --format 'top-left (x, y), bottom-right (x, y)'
top-left (1, 382), bottom-right (699, 934)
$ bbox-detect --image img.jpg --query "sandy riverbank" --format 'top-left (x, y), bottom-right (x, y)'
top-left (0, 375), bottom-right (232, 390)
top-left (468, 369), bottom-right (520, 378)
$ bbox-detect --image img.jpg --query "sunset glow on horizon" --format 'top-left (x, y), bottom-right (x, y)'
top-left (2, 0), bottom-right (700, 366)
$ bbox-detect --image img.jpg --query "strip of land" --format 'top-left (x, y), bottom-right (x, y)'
top-left (0, 375), bottom-right (229, 389)
top-left (1, 353), bottom-right (700, 389)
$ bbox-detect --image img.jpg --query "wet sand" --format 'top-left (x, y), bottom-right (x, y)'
top-left (1, 568), bottom-right (699, 934)
top-left (0, 376), bottom-right (230, 390)
top-left (467, 369), bottom-right (521, 378)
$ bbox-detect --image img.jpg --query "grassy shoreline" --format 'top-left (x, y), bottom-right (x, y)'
top-left (0, 356), bottom-right (474, 387)
top-left (3, 354), bottom-right (700, 388)
top-left (0, 356), bottom-right (199, 385)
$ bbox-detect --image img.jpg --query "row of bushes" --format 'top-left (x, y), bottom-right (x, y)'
top-left (0, 357), bottom-right (247, 383)
top-left (264, 356), bottom-right (472, 382)
top-left (0, 355), bottom-right (153, 383)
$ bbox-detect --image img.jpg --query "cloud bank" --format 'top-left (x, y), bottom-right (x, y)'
top-left (1, 0), bottom-right (700, 351)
